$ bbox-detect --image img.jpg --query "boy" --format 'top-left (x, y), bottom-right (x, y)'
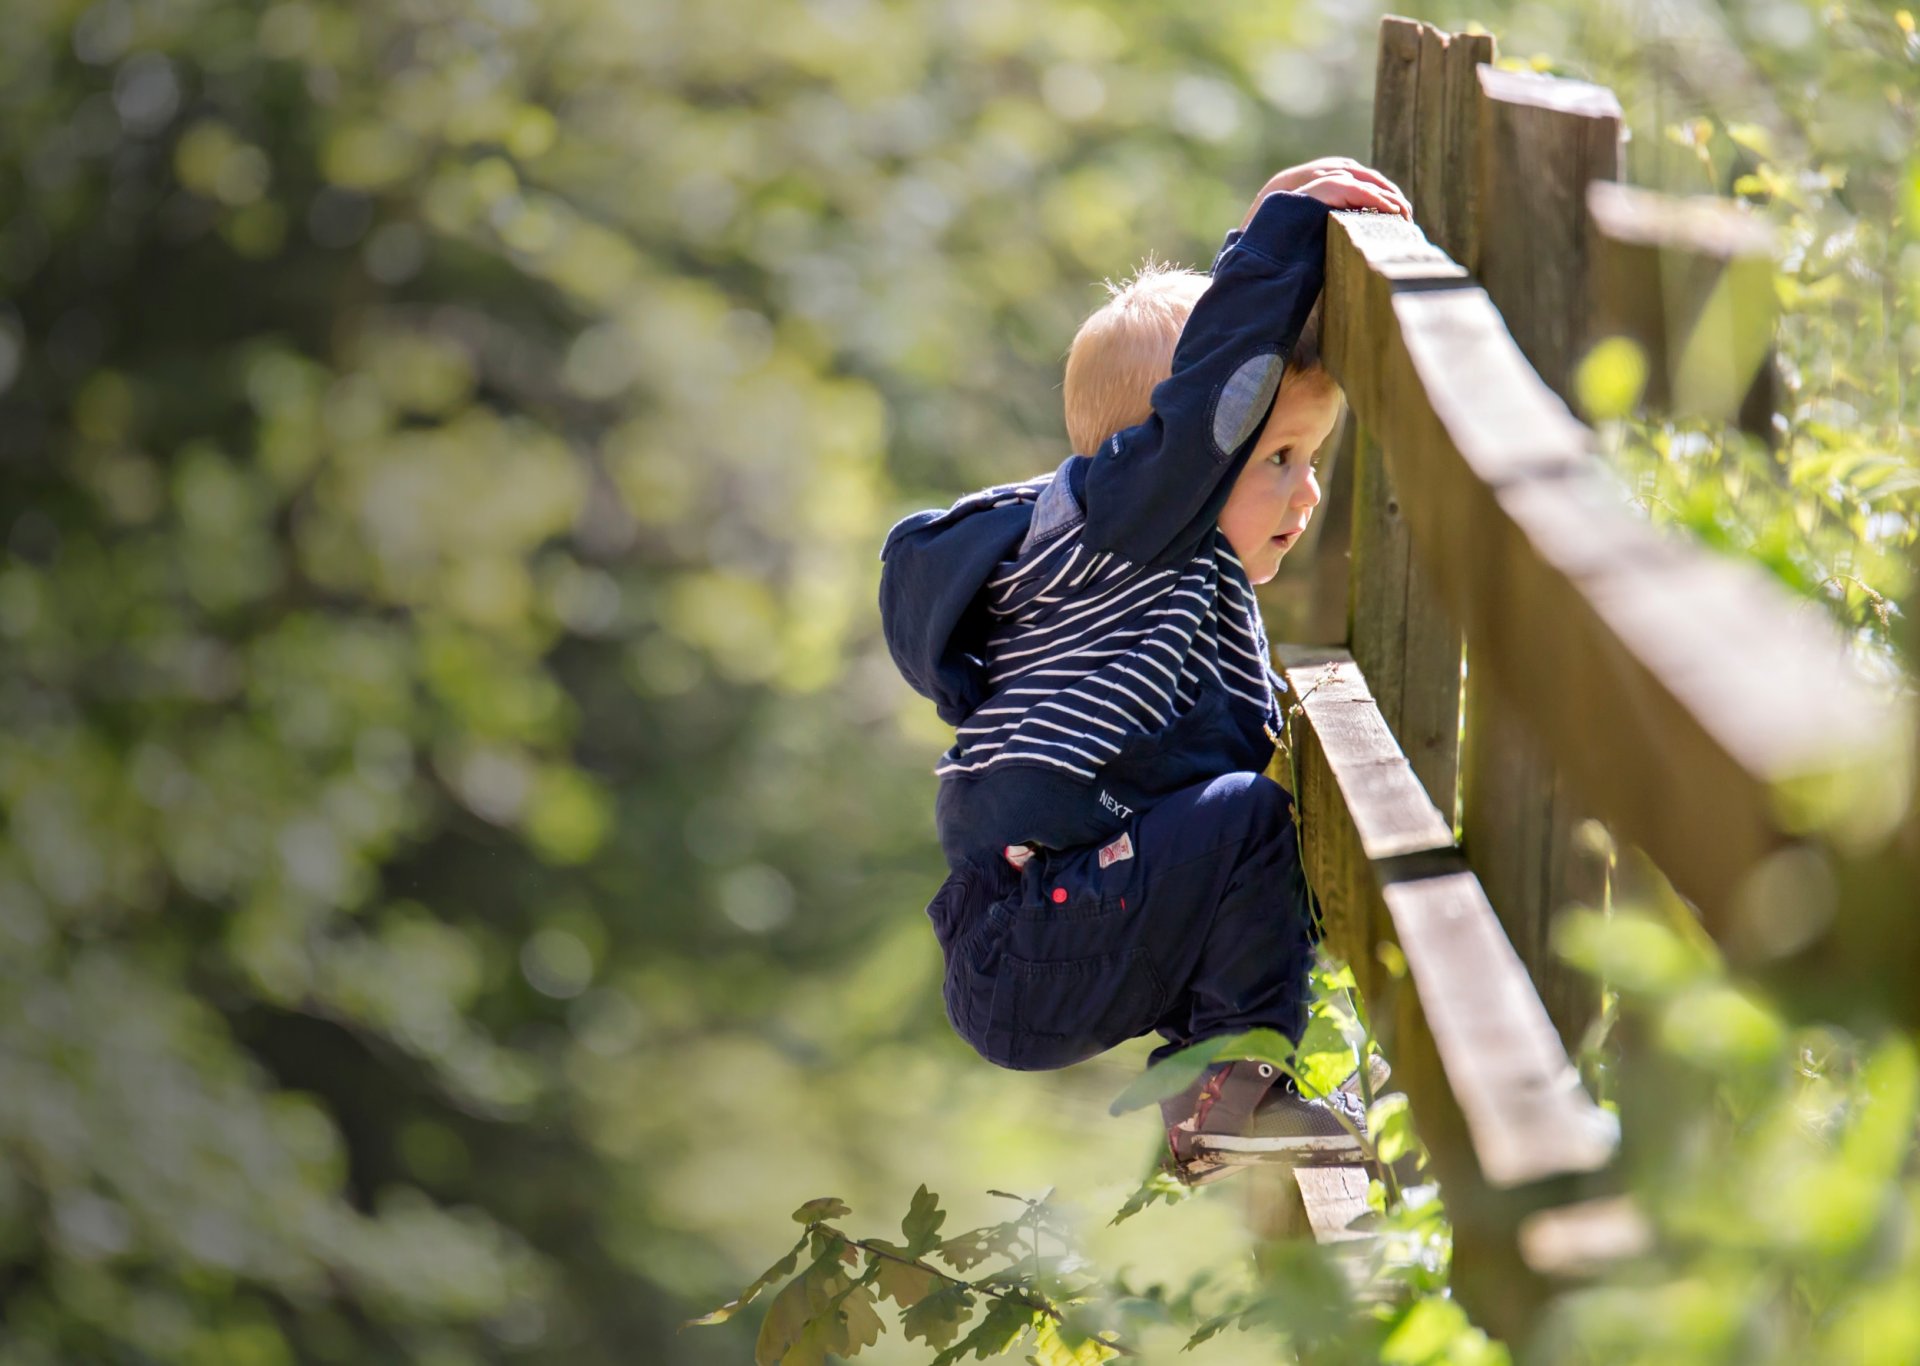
top-left (879, 160), bottom-right (1410, 1184)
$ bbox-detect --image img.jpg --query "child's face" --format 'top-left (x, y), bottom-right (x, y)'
top-left (1218, 371), bottom-right (1344, 585)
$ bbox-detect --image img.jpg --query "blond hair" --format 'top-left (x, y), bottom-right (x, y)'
top-left (1063, 258), bottom-right (1326, 456)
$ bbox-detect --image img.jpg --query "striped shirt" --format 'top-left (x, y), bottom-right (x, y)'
top-left (933, 472), bottom-right (1283, 785)
top-left (878, 189), bottom-right (1329, 862)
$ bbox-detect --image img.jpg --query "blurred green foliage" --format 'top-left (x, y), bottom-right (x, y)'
top-left (0, 0), bottom-right (1914, 1362)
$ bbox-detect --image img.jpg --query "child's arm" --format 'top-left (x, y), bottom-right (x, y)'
top-left (1078, 167), bottom-right (1404, 567)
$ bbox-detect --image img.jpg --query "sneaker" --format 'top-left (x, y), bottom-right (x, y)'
top-left (1249, 1080), bottom-right (1367, 1142)
top-left (1160, 1059), bottom-right (1369, 1187)
top-left (1334, 1052), bottom-right (1392, 1101)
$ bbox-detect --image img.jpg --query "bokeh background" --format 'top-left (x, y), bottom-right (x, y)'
top-left (0, 0), bottom-right (1914, 1361)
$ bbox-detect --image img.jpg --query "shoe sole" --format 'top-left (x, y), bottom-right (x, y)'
top-left (1172, 1133), bottom-right (1366, 1186)
top-left (1187, 1132), bottom-right (1365, 1163)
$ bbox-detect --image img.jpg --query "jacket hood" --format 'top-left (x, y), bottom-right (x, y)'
top-left (879, 463), bottom-right (1077, 727)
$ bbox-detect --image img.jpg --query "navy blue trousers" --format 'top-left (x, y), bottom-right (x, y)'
top-left (927, 772), bottom-right (1315, 1072)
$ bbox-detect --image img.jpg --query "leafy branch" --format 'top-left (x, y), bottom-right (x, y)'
top-left (686, 1188), bottom-right (1131, 1364)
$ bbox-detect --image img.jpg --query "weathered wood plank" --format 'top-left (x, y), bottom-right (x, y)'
top-left (1347, 422), bottom-right (1410, 741)
top-left (1586, 180), bottom-right (1779, 434)
top-left (1372, 18), bottom-right (1422, 202)
top-left (1461, 63), bottom-right (1622, 1052)
top-left (1418, 28), bottom-right (1494, 271)
top-left (1461, 679), bottom-right (1556, 1000)
top-left (1348, 40), bottom-right (1471, 818)
top-left (1279, 648), bottom-right (1614, 1187)
top-left (1281, 646), bottom-right (1617, 1344)
top-left (1383, 864), bottom-right (1616, 1186)
top-left (1321, 210), bottom-right (1902, 945)
top-left (1413, 24), bottom-right (1449, 237)
top-left (1476, 65), bottom-right (1624, 406)
top-left (1303, 408), bottom-right (1355, 645)
top-left (1295, 1166), bottom-right (1374, 1243)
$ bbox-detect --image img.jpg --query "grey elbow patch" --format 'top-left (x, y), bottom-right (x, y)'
top-left (1212, 350), bottom-right (1286, 458)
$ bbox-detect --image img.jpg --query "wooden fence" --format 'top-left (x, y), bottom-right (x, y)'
top-left (1259, 15), bottom-right (1919, 1349)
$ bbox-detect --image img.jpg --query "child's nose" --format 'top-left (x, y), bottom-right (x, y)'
top-left (1292, 468), bottom-right (1321, 510)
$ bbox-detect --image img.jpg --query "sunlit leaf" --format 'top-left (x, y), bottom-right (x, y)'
top-left (938, 1222), bottom-right (1027, 1272)
top-left (756, 1267), bottom-right (824, 1366)
top-left (902, 1184), bottom-right (948, 1257)
top-left (930, 1296), bottom-right (1038, 1365)
top-left (1109, 1169), bottom-right (1191, 1226)
top-left (1106, 1028), bottom-right (1295, 1115)
top-left (685, 1235), bottom-right (807, 1327)
top-left (836, 1285), bottom-right (886, 1356)
top-left (1368, 1093), bottom-right (1417, 1167)
top-left (1657, 983), bottom-right (1786, 1073)
top-left (1029, 1314), bottom-right (1118, 1365)
top-left (870, 1249), bottom-right (945, 1310)
top-left (793, 1198), bottom-right (853, 1225)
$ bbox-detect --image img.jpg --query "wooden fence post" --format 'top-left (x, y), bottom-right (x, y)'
top-left (1278, 16), bottom-right (1918, 1355)
top-left (1456, 64), bottom-right (1625, 1050)
top-left (1348, 17), bottom-right (1475, 824)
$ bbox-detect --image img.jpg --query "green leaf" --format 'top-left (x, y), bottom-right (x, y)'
top-left (1106, 1028), bottom-right (1296, 1116)
top-left (685, 1234), bottom-right (807, 1327)
top-left (1552, 908), bottom-right (1710, 1000)
top-left (755, 1243), bottom-right (854, 1366)
top-left (1725, 121), bottom-right (1775, 161)
top-left (756, 1267), bottom-right (822, 1366)
top-left (866, 1242), bottom-right (946, 1309)
top-left (783, 1312), bottom-right (838, 1366)
top-left (1106, 1038), bottom-right (1228, 1116)
top-left (938, 1222), bottom-right (1027, 1271)
top-left (1575, 335), bottom-right (1649, 421)
top-left (1110, 1168), bottom-right (1192, 1225)
top-left (792, 1197), bottom-right (852, 1224)
top-left (1657, 983), bottom-right (1786, 1074)
top-left (903, 1282), bottom-right (976, 1349)
top-left (1840, 1035), bottom-right (1918, 1178)
top-left (902, 1184), bottom-right (948, 1257)
top-left (1369, 1093), bottom-right (1416, 1166)
top-left (1183, 1310), bottom-right (1241, 1351)
top-left (1381, 1297), bottom-right (1477, 1364)
top-left (835, 1285), bottom-right (885, 1356)
top-left (931, 1297), bottom-right (1038, 1365)
top-left (1028, 1315), bottom-right (1117, 1365)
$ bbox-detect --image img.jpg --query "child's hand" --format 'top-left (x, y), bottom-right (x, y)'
top-left (1241, 158), bottom-right (1410, 228)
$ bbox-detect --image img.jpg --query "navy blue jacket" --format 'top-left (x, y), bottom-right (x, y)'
top-left (879, 191), bottom-right (1330, 868)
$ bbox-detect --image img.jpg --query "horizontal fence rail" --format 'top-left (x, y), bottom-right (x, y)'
top-left (1320, 207), bottom-right (1905, 942)
top-left (1258, 15), bottom-right (1920, 1351)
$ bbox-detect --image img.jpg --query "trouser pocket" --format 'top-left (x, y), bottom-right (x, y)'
top-left (1003, 939), bottom-right (1168, 1072)
top-left (931, 860), bottom-right (1022, 1065)
top-left (942, 905), bottom-right (1013, 1065)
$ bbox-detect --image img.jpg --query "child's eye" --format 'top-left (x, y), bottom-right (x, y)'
top-left (1267, 446), bottom-right (1293, 466)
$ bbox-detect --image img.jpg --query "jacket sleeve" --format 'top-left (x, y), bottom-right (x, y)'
top-left (1079, 191), bottom-right (1330, 566)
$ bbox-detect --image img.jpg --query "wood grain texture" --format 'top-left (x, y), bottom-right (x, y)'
top-left (1476, 65), bottom-right (1624, 406)
top-left (1295, 1166), bottom-right (1374, 1243)
top-left (1278, 650), bottom-right (1614, 1188)
top-left (1347, 53), bottom-right (1471, 818)
top-left (1320, 211), bottom-right (1903, 944)
top-left (1280, 647), bottom-right (1617, 1343)
top-left (1303, 408), bottom-right (1356, 645)
top-left (1460, 73), bottom-right (1622, 1052)
top-left (1372, 18), bottom-right (1421, 198)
